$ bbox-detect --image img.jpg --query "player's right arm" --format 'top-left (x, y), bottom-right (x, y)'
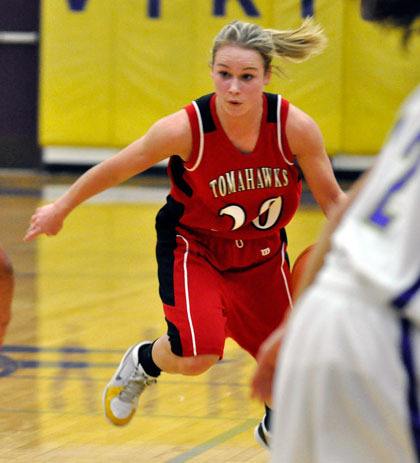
top-left (23, 110), bottom-right (192, 242)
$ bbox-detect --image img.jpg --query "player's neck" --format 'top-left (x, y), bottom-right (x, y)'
top-left (216, 99), bottom-right (263, 152)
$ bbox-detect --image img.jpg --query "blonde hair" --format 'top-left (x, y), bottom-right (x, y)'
top-left (212, 18), bottom-right (327, 72)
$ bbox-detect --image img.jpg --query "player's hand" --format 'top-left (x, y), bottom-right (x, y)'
top-left (251, 326), bottom-right (284, 405)
top-left (23, 203), bottom-right (65, 242)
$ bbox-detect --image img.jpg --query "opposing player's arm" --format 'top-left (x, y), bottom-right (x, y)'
top-left (24, 110), bottom-right (192, 241)
top-left (294, 174), bottom-right (367, 299)
top-left (252, 171), bottom-right (366, 404)
top-left (286, 105), bottom-right (346, 217)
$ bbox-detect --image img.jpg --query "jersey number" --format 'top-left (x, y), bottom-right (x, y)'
top-left (219, 196), bottom-right (283, 231)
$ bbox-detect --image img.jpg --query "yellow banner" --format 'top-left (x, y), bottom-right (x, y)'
top-left (39, 0), bottom-right (420, 155)
top-left (342, 2), bottom-right (420, 153)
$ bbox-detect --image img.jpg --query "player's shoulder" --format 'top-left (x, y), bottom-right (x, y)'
top-left (150, 110), bottom-right (191, 147)
top-left (286, 104), bottom-right (324, 156)
top-left (287, 104), bottom-right (319, 133)
top-left (399, 85), bottom-right (420, 128)
top-left (146, 110), bottom-right (192, 161)
top-left (403, 85), bottom-right (420, 115)
top-left (386, 86), bottom-right (420, 156)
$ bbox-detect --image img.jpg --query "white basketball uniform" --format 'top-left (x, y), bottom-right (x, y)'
top-left (271, 86), bottom-right (420, 463)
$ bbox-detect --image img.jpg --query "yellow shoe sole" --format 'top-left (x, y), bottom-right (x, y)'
top-left (103, 385), bottom-right (136, 426)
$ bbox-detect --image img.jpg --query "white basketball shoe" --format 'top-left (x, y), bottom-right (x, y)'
top-left (103, 342), bottom-right (157, 426)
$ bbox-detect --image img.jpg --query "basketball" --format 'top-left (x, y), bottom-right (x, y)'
top-left (291, 244), bottom-right (316, 300)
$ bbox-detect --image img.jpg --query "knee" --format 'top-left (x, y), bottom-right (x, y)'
top-left (177, 354), bottom-right (219, 376)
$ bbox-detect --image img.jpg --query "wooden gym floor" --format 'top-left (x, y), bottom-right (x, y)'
top-left (0, 169), bottom-right (326, 462)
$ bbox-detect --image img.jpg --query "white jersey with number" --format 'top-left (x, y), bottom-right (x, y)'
top-left (332, 85), bottom-right (420, 320)
top-left (271, 86), bottom-right (420, 463)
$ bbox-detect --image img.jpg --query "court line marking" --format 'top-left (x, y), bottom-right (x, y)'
top-left (166, 419), bottom-right (258, 462)
top-left (1, 345), bottom-right (241, 361)
top-left (1, 345), bottom-right (125, 353)
top-left (0, 407), bottom-right (257, 423)
top-left (5, 375), bottom-right (250, 388)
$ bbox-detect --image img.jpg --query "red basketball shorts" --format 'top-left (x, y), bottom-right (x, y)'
top-left (156, 227), bottom-right (293, 359)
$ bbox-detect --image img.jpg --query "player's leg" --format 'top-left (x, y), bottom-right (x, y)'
top-left (271, 271), bottom-right (417, 463)
top-left (151, 335), bottom-right (219, 375)
top-left (103, 232), bottom-right (225, 426)
top-left (0, 246), bottom-right (14, 346)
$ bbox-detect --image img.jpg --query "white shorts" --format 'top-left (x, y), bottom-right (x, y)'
top-left (271, 255), bottom-right (419, 463)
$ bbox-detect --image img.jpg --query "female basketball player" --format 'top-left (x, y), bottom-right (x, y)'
top-left (24, 19), bottom-right (346, 446)
top-left (252, 0), bottom-right (420, 460)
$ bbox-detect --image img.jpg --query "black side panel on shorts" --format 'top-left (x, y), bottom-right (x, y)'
top-left (155, 195), bottom-right (185, 306)
top-left (280, 228), bottom-right (290, 268)
top-left (194, 93), bottom-right (217, 133)
top-left (169, 155), bottom-right (193, 197)
top-left (265, 92), bottom-right (278, 124)
top-left (165, 318), bottom-right (183, 356)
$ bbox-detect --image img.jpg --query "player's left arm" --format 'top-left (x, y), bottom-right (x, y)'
top-left (286, 104), bottom-right (347, 217)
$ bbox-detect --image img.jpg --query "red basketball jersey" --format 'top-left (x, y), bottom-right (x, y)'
top-left (162, 93), bottom-right (302, 240)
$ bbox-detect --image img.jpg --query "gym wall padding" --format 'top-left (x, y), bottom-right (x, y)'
top-left (39, 0), bottom-right (420, 155)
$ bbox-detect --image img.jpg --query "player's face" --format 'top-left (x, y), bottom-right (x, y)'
top-left (211, 45), bottom-right (271, 117)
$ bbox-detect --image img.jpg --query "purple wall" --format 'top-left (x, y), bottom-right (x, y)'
top-left (0, 1), bottom-right (40, 168)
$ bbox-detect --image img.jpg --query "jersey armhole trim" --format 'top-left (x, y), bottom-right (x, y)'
top-left (185, 101), bottom-right (204, 172)
top-left (277, 96), bottom-right (294, 166)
